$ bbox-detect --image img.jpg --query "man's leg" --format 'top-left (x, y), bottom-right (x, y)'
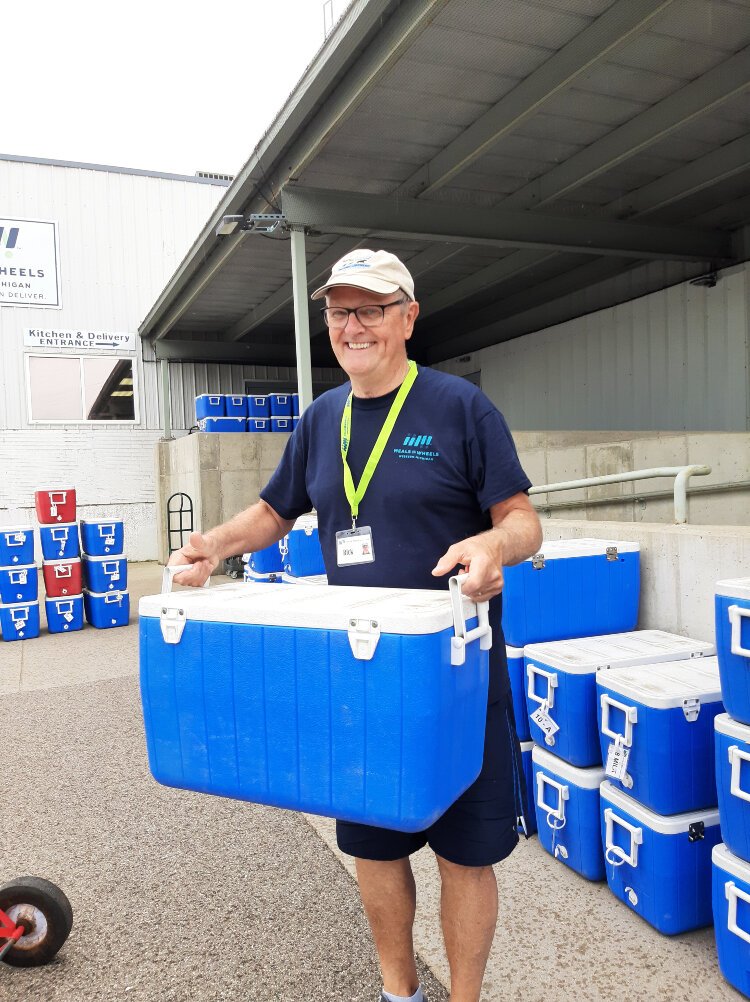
top-left (435, 854), bottom-right (498, 1002)
top-left (355, 856), bottom-right (420, 998)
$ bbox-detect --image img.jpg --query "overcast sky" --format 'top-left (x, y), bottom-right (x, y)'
top-left (3, 0), bottom-right (351, 177)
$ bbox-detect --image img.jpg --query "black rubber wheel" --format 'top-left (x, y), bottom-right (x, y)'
top-left (0, 876), bottom-right (73, 967)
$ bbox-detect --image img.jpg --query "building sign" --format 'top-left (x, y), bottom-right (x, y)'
top-left (24, 328), bottom-right (136, 351)
top-left (0, 217), bottom-right (61, 308)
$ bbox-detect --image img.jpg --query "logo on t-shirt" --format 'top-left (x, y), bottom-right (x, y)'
top-left (393, 434), bottom-right (439, 462)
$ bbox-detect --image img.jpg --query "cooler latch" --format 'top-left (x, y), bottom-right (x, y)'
top-left (688, 821), bottom-right (705, 842)
top-left (606, 546), bottom-right (618, 561)
top-left (682, 697), bottom-right (701, 722)
top-left (348, 618), bottom-right (380, 661)
top-left (160, 606), bottom-right (186, 645)
top-left (532, 554), bottom-right (545, 570)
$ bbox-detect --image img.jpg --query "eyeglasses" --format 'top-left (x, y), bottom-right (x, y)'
top-left (320, 298), bottom-right (406, 328)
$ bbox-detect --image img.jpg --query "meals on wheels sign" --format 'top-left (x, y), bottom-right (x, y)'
top-left (0, 217), bottom-right (61, 307)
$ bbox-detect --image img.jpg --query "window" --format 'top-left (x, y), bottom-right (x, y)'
top-left (26, 355), bottom-right (137, 423)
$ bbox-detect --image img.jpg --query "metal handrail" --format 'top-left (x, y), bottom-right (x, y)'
top-left (529, 465), bottom-right (712, 524)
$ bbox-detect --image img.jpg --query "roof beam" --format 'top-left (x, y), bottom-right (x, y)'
top-left (281, 185), bottom-right (732, 262)
top-left (397, 0), bottom-right (676, 197)
top-left (152, 338), bottom-right (331, 368)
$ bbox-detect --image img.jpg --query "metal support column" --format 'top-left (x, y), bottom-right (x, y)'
top-left (160, 357), bottom-right (174, 440)
top-left (290, 226), bottom-right (314, 413)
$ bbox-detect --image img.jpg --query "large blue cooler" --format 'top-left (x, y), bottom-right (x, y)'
top-left (0, 525), bottom-right (34, 565)
top-left (199, 417), bottom-right (246, 433)
top-left (40, 522), bottom-right (79, 560)
top-left (224, 394), bottom-right (248, 417)
top-left (502, 538), bottom-right (640, 647)
top-left (247, 418), bottom-right (269, 433)
top-left (83, 589), bottom-right (130, 629)
top-left (269, 393), bottom-right (292, 417)
top-left (271, 417), bottom-right (293, 432)
top-left (507, 645), bottom-right (529, 741)
top-left (0, 600), bottom-right (40, 641)
top-left (280, 514), bottom-right (325, 578)
top-left (715, 713), bottom-right (750, 863)
top-left (247, 395), bottom-right (270, 418)
top-left (139, 577), bottom-right (492, 831)
top-left (246, 542), bottom-right (283, 575)
top-left (525, 631), bottom-right (714, 767)
top-left (82, 554), bottom-right (128, 592)
top-left (598, 657), bottom-right (722, 814)
top-left (0, 565), bottom-right (38, 603)
top-left (532, 745), bottom-right (605, 880)
top-left (195, 394), bottom-right (225, 419)
top-left (80, 519), bottom-right (124, 556)
top-left (45, 594), bottom-right (84, 634)
top-left (292, 393), bottom-right (300, 416)
top-left (713, 843), bottom-right (750, 995)
top-left (716, 578), bottom-right (750, 725)
top-left (601, 781), bottom-right (720, 934)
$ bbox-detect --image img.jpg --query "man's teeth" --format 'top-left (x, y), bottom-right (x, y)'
top-left (348, 342), bottom-right (372, 349)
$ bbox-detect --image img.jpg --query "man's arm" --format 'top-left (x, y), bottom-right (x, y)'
top-left (431, 492), bottom-right (542, 602)
top-left (168, 499), bottom-right (296, 587)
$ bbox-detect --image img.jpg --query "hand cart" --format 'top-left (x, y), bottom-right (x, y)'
top-left (0, 875), bottom-right (72, 966)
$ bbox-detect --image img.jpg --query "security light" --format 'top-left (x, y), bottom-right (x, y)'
top-left (215, 213), bottom-right (286, 237)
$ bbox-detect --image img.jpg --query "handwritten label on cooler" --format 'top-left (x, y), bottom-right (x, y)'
top-left (530, 701), bottom-right (560, 743)
top-left (606, 737), bottom-right (631, 782)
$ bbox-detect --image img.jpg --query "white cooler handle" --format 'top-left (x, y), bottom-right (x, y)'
top-left (728, 745), bottom-right (750, 803)
top-left (4, 532), bottom-right (25, 546)
top-left (54, 565), bottom-right (73, 580)
top-left (50, 527), bottom-right (69, 542)
top-left (726, 882), bottom-right (750, 945)
top-left (728, 605), bottom-right (750, 658)
top-left (526, 662), bottom-right (558, 709)
top-left (604, 807), bottom-right (643, 868)
top-left (9, 569), bottom-right (28, 584)
top-left (161, 564), bottom-right (211, 593)
top-left (536, 772), bottom-right (569, 829)
top-left (448, 573), bottom-right (492, 667)
top-left (601, 693), bottom-right (638, 747)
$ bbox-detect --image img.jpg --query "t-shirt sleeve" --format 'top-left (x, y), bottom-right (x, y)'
top-left (469, 406), bottom-right (532, 512)
top-left (260, 422), bottom-right (314, 521)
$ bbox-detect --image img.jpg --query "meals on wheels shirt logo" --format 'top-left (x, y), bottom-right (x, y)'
top-left (394, 434), bottom-right (440, 462)
top-left (0, 217), bottom-right (61, 308)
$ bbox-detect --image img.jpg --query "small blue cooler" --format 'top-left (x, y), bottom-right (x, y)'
top-left (246, 542), bottom-right (283, 575)
top-left (519, 740), bottom-right (537, 836)
top-left (247, 418), bottom-right (269, 433)
top-left (0, 525), bottom-right (34, 565)
top-left (502, 538), bottom-right (640, 647)
top-left (45, 594), bottom-right (84, 634)
top-left (83, 589), bottom-right (130, 629)
top-left (195, 394), bottom-right (225, 419)
top-left (269, 393), bottom-right (292, 417)
top-left (244, 566), bottom-right (284, 584)
top-left (40, 522), bottom-right (79, 560)
top-left (293, 416), bottom-right (300, 429)
top-left (139, 576), bottom-right (492, 831)
top-left (80, 519), bottom-right (124, 556)
top-left (713, 842), bottom-right (750, 995)
top-left (292, 393), bottom-right (300, 416)
top-left (715, 713), bottom-right (750, 863)
top-left (280, 515), bottom-right (325, 578)
top-left (532, 745), bottom-right (605, 880)
top-left (601, 781), bottom-right (720, 934)
top-left (716, 578), bottom-right (750, 725)
top-left (0, 565), bottom-right (38, 603)
top-left (598, 657), bottom-right (722, 814)
top-left (271, 417), bottom-right (293, 432)
top-left (224, 394), bottom-right (248, 417)
top-left (199, 417), bottom-right (246, 433)
top-left (83, 554), bottom-right (128, 592)
top-left (525, 631), bottom-right (714, 768)
top-left (0, 600), bottom-right (40, 641)
top-left (507, 645), bottom-right (529, 741)
top-left (247, 395), bottom-right (270, 418)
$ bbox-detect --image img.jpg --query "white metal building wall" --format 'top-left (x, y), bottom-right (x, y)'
top-left (439, 262), bottom-right (750, 433)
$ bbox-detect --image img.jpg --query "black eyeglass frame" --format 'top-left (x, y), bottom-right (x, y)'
top-left (319, 297), bottom-right (407, 328)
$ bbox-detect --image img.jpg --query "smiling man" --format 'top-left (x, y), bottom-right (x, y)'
top-left (170, 249), bottom-right (542, 1002)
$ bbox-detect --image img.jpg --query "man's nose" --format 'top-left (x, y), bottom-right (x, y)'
top-left (344, 310), bottom-right (366, 333)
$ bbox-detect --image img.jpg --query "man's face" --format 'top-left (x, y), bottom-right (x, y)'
top-left (325, 286), bottom-right (419, 387)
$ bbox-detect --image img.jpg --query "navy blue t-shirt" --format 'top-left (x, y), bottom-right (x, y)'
top-left (261, 364), bottom-right (532, 702)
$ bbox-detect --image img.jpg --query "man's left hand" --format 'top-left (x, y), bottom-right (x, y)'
top-left (431, 531), bottom-right (506, 603)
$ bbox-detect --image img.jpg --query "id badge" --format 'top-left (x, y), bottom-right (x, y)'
top-left (336, 526), bottom-right (375, 566)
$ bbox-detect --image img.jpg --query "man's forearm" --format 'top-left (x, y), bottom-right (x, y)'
top-left (204, 500), bottom-right (294, 562)
top-left (491, 508), bottom-right (543, 567)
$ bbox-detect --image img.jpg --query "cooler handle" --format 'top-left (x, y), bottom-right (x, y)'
top-left (601, 693), bottom-right (638, 747)
top-left (10, 608), bottom-right (29, 627)
top-left (9, 569), bottom-right (28, 585)
top-left (98, 524), bottom-right (116, 538)
top-left (726, 882), bottom-right (750, 945)
top-left (535, 772), bottom-right (568, 829)
top-left (54, 565), bottom-right (73, 580)
top-left (103, 592), bottom-right (123, 605)
top-left (604, 807), bottom-right (642, 868)
top-left (3, 531), bottom-right (26, 546)
top-left (161, 565), bottom-right (211, 594)
top-left (102, 561), bottom-right (120, 576)
top-left (728, 745), bottom-right (750, 804)
top-left (526, 662), bottom-right (558, 709)
top-left (728, 605), bottom-right (750, 658)
top-left (208, 395), bottom-right (222, 405)
top-left (50, 527), bottom-right (69, 542)
top-left (448, 573), bottom-right (492, 667)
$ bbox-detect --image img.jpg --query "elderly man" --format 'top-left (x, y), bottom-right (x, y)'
top-left (170, 249), bottom-right (542, 1002)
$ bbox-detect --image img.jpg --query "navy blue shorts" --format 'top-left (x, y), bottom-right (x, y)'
top-left (336, 691), bottom-right (523, 868)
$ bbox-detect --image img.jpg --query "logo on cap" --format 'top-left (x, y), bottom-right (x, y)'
top-left (336, 251), bottom-right (376, 273)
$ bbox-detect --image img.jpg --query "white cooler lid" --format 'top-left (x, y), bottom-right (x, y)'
top-left (596, 657), bottom-right (722, 708)
top-left (713, 843), bottom-right (750, 882)
top-left (601, 781), bottom-right (720, 833)
top-left (0, 524), bottom-right (33, 533)
top-left (716, 578), bottom-right (750, 601)
top-left (80, 519), bottom-right (121, 527)
top-left (40, 522), bottom-right (76, 530)
top-left (280, 573), bottom-right (328, 585)
top-left (715, 712), bottom-right (750, 741)
top-left (524, 537), bottom-right (639, 562)
top-left (82, 554), bottom-right (127, 563)
top-left (140, 580), bottom-right (477, 635)
top-left (532, 745), bottom-right (605, 788)
top-left (525, 630), bottom-right (715, 674)
top-left (36, 486), bottom-right (75, 492)
top-left (506, 644), bottom-right (524, 658)
top-left (0, 563), bottom-right (36, 571)
top-left (291, 514), bottom-right (318, 532)
top-left (0, 600), bottom-right (39, 610)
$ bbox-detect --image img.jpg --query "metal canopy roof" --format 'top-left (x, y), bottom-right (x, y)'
top-left (139, 0), bottom-right (750, 369)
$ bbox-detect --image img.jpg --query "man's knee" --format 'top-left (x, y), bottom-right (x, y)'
top-left (435, 853), bottom-right (495, 884)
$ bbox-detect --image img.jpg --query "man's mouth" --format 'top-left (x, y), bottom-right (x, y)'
top-left (346, 342), bottom-right (373, 350)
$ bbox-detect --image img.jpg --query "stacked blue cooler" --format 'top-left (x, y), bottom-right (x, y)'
top-left (80, 519), bottom-right (129, 629)
top-left (279, 515), bottom-right (325, 580)
top-left (269, 393), bottom-right (293, 433)
top-left (0, 525), bottom-right (40, 641)
top-left (40, 519), bottom-right (83, 634)
top-left (292, 393), bottom-right (300, 429)
top-left (247, 394), bottom-right (270, 432)
top-left (242, 541), bottom-right (284, 583)
top-left (712, 578), bottom-right (750, 994)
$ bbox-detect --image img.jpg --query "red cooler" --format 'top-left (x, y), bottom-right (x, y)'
top-left (35, 487), bottom-right (77, 524)
top-left (43, 558), bottom-right (83, 597)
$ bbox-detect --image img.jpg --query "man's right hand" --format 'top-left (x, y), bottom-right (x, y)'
top-left (167, 531), bottom-right (220, 588)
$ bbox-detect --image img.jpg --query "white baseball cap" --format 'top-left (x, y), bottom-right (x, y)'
top-left (311, 249), bottom-right (415, 301)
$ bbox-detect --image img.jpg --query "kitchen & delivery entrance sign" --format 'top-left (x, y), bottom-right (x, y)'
top-left (0, 217), bottom-right (61, 307)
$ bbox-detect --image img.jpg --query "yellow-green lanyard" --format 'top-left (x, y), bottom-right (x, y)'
top-left (340, 360), bottom-right (418, 527)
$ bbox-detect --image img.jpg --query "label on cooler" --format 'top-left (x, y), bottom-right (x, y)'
top-left (531, 701), bottom-right (560, 742)
top-left (606, 737), bottom-right (631, 783)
